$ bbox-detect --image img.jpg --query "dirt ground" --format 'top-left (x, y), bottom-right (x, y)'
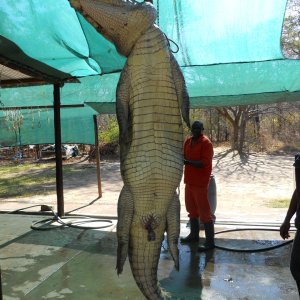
top-left (210, 147), bottom-right (296, 222)
top-left (0, 146), bottom-right (297, 224)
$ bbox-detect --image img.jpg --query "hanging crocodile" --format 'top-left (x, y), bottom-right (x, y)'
top-left (69, 1), bottom-right (190, 299)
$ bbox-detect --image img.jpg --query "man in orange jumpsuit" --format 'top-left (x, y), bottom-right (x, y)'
top-left (180, 121), bottom-right (215, 251)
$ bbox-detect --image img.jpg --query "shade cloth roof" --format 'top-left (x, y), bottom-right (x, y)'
top-left (0, 0), bottom-right (299, 146)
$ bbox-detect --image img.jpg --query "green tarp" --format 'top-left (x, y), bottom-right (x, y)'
top-left (1, 106), bottom-right (96, 146)
top-left (0, 0), bottom-right (125, 78)
top-left (156, 0), bottom-right (287, 65)
top-left (1, 0), bottom-right (300, 146)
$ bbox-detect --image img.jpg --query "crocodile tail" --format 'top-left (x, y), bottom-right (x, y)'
top-left (129, 217), bottom-right (166, 300)
top-left (129, 238), bottom-right (164, 299)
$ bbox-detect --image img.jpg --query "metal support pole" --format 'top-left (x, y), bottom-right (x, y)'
top-left (94, 115), bottom-right (102, 198)
top-left (54, 83), bottom-right (64, 217)
top-left (0, 267), bottom-right (3, 300)
top-left (295, 153), bottom-right (300, 195)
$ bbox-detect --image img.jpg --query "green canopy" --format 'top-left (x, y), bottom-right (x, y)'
top-left (1, 0), bottom-right (299, 146)
top-left (0, 0), bottom-right (125, 79)
top-left (0, 106), bottom-right (96, 146)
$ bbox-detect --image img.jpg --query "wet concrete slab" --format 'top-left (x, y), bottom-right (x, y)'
top-left (0, 214), bottom-right (298, 299)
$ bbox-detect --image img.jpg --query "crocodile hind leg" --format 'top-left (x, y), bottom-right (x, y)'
top-left (116, 185), bottom-right (133, 275)
top-left (166, 192), bottom-right (180, 271)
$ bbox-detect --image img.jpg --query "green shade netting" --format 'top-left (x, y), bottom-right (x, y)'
top-left (0, 76), bottom-right (116, 108)
top-left (86, 0), bottom-right (300, 111)
top-left (0, 106), bottom-right (96, 146)
top-left (156, 0), bottom-right (286, 65)
top-left (0, 80), bottom-right (104, 146)
top-left (87, 60), bottom-right (300, 110)
top-left (0, 0), bottom-right (288, 76)
top-left (1, 0), bottom-right (300, 147)
top-left (0, 0), bottom-right (125, 79)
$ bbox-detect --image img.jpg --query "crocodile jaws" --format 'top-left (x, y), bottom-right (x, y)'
top-left (69, 1), bottom-right (190, 299)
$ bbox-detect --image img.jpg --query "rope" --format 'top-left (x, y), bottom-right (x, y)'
top-left (164, 33), bottom-right (180, 53)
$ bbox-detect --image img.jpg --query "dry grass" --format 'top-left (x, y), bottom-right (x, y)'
top-left (266, 198), bottom-right (290, 208)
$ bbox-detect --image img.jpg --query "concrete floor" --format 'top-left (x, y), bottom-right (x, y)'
top-left (0, 214), bottom-right (298, 300)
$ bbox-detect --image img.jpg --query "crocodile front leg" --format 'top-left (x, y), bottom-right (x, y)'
top-left (116, 66), bottom-right (131, 167)
top-left (170, 53), bottom-right (190, 129)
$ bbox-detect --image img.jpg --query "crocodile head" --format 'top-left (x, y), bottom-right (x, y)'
top-left (70, 0), bottom-right (157, 57)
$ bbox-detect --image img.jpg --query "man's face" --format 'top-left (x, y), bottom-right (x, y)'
top-left (191, 125), bottom-right (203, 138)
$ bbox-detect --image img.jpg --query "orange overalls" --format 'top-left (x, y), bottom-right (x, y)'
top-left (184, 134), bottom-right (214, 223)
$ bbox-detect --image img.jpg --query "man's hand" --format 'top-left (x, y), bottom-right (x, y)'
top-left (183, 159), bottom-right (203, 168)
top-left (280, 221), bottom-right (291, 240)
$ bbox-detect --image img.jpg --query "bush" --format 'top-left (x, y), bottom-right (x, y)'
top-left (99, 117), bottom-right (119, 144)
top-left (96, 116), bottom-right (120, 158)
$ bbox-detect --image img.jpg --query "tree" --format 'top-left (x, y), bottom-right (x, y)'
top-left (216, 106), bottom-right (256, 154)
top-left (281, 0), bottom-right (300, 58)
top-left (214, 1), bottom-right (300, 154)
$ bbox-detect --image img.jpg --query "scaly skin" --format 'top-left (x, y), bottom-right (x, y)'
top-left (69, 1), bottom-right (190, 299)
